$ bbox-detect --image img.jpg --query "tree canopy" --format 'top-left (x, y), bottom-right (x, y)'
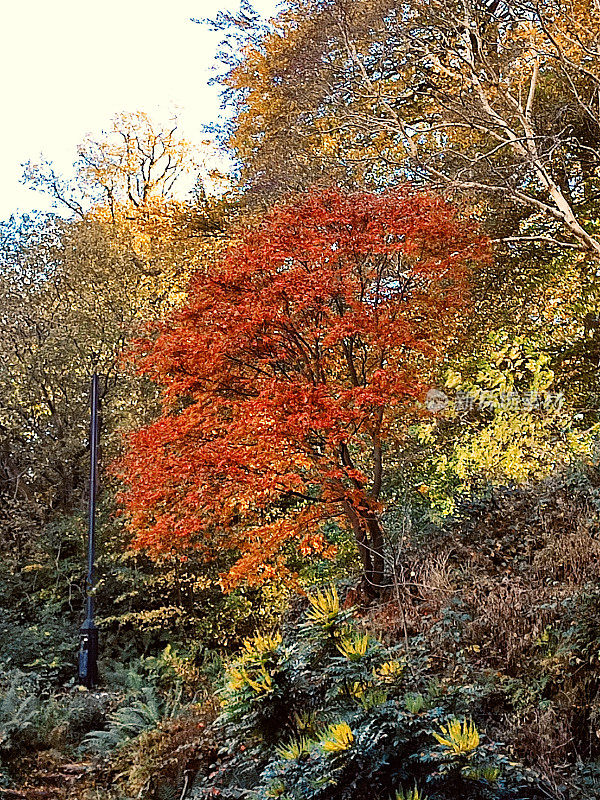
top-left (119, 187), bottom-right (487, 591)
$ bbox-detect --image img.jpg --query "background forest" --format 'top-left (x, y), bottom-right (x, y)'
top-left (2, 1), bottom-right (600, 798)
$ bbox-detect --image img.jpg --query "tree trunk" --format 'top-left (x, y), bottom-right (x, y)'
top-left (365, 512), bottom-right (385, 592)
top-left (343, 500), bottom-right (386, 596)
top-left (343, 500), bottom-right (372, 581)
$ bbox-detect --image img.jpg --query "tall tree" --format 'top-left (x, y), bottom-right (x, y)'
top-left (211, 0), bottom-right (600, 255)
top-left (0, 214), bottom-right (152, 516)
top-left (23, 111), bottom-right (203, 217)
top-left (22, 110), bottom-right (228, 310)
top-left (119, 188), bottom-right (487, 592)
top-left (0, 113), bottom-right (230, 609)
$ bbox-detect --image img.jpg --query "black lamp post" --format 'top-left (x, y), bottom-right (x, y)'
top-left (78, 373), bottom-right (100, 688)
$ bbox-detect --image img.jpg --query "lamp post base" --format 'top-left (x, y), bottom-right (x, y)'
top-left (78, 618), bottom-right (98, 689)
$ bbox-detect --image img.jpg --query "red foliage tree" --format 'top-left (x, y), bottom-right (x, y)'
top-left (119, 188), bottom-right (487, 592)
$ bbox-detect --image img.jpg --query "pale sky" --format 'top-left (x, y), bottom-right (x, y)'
top-left (0, 0), bottom-right (279, 220)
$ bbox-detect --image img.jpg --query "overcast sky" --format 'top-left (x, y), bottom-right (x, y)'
top-left (0, 0), bottom-right (279, 220)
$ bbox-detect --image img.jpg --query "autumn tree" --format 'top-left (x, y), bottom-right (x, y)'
top-left (119, 188), bottom-right (487, 592)
top-left (0, 207), bottom-right (253, 661)
top-left (206, 0), bottom-right (353, 197)
top-left (330, 0), bottom-right (600, 255)
top-left (23, 111), bottom-right (202, 215)
top-left (0, 214), bottom-right (152, 516)
top-left (2, 108), bottom-right (229, 517)
top-left (0, 113), bottom-right (234, 651)
top-left (211, 0), bottom-right (600, 255)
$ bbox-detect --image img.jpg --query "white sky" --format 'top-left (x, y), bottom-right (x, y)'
top-left (0, 0), bottom-right (279, 220)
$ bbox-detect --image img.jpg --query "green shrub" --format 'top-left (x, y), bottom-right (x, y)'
top-left (0, 675), bottom-right (40, 756)
top-left (190, 586), bottom-right (550, 800)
